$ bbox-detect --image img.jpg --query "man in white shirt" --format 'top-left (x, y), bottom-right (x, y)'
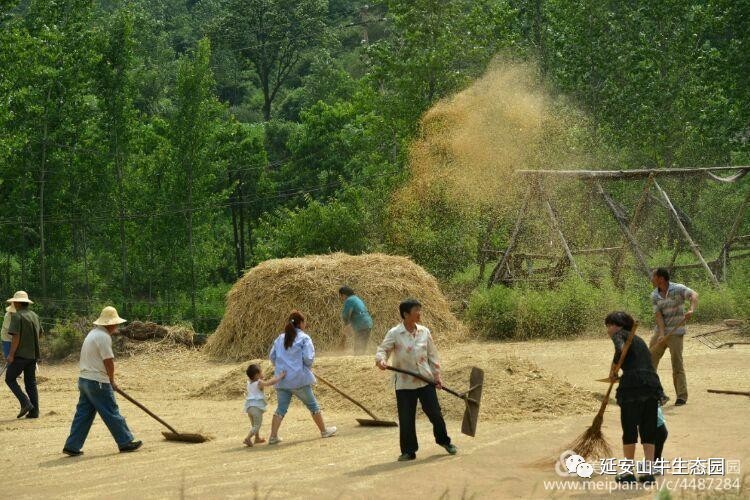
top-left (376, 299), bottom-right (456, 461)
top-left (62, 306), bottom-right (141, 456)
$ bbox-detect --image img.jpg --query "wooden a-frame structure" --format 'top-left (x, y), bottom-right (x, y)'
top-left (483, 166), bottom-right (750, 287)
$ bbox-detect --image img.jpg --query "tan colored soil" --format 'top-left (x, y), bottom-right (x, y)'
top-left (2, 324), bottom-right (748, 499)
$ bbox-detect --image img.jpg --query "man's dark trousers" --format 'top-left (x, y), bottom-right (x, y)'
top-left (5, 356), bottom-right (38, 413)
top-left (396, 384), bottom-right (451, 455)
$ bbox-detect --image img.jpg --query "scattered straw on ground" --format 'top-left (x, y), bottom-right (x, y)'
top-left (205, 253), bottom-right (471, 361)
top-left (192, 343), bottom-right (598, 422)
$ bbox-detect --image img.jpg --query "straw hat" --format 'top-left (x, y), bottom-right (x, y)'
top-left (93, 306), bottom-right (127, 326)
top-left (6, 291), bottom-right (33, 304)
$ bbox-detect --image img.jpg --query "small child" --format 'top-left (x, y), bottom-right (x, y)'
top-left (654, 405), bottom-right (668, 467)
top-left (243, 364), bottom-right (285, 447)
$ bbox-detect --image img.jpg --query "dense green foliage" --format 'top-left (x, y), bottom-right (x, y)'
top-left (467, 271), bottom-right (750, 340)
top-left (1, 0), bottom-right (748, 333)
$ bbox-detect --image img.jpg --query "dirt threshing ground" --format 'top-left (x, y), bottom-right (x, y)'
top-left (2, 324), bottom-right (748, 499)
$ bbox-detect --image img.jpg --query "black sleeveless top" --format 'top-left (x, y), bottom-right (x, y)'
top-left (611, 328), bottom-right (665, 405)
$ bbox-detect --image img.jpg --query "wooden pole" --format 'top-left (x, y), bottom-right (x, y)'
top-left (594, 181), bottom-right (651, 278)
top-left (538, 180), bottom-right (582, 278)
top-left (652, 180), bottom-right (720, 286)
top-left (488, 186), bottom-right (533, 286)
top-left (612, 175), bottom-right (654, 284)
top-left (718, 185), bottom-right (750, 280)
top-left (667, 240), bottom-right (681, 273)
top-left (517, 166), bottom-right (749, 180)
top-left (477, 218), bottom-right (496, 282)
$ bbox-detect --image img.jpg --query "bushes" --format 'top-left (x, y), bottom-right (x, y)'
top-left (727, 265), bottom-right (750, 319)
top-left (251, 190), bottom-right (371, 263)
top-left (466, 284), bottom-right (519, 339)
top-left (468, 275), bottom-right (644, 340)
top-left (46, 317), bottom-right (88, 360)
top-left (693, 286), bottom-right (737, 323)
top-left (466, 264), bottom-right (750, 340)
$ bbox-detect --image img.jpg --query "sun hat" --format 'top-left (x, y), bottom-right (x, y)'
top-left (6, 291), bottom-right (33, 304)
top-left (93, 306), bottom-right (127, 326)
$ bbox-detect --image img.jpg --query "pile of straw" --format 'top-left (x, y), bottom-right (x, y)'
top-left (119, 321), bottom-right (198, 346)
top-left (192, 346), bottom-right (598, 422)
top-left (116, 322), bottom-right (201, 357)
top-left (204, 253), bottom-right (470, 360)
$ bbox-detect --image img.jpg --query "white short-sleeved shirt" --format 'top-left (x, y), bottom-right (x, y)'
top-left (79, 327), bottom-right (115, 383)
top-left (1, 310), bottom-right (13, 342)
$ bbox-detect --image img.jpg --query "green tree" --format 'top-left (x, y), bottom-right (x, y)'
top-left (368, 0), bottom-right (516, 136)
top-left (98, 8), bottom-right (140, 308)
top-left (169, 37), bottom-right (227, 316)
top-left (214, 0), bottom-right (331, 120)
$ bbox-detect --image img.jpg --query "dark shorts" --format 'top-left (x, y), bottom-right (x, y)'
top-left (620, 398), bottom-right (658, 445)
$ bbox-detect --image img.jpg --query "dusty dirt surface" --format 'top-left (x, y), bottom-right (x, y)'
top-left (2, 324), bottom-right (748, 499)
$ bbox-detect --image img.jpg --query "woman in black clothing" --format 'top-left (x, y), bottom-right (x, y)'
top-left (605, 311), bottom-right (665, 485)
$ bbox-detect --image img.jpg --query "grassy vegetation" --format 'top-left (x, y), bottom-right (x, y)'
top-left (462, 263), bottom-right (750, 341)
top-left (44, 317), bottom-right (88, 360)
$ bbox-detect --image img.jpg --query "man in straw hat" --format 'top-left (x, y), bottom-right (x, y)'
top-left (62, 306), bottom-right (141, 456)
top-left (5, 291), bottom-right (42, 419)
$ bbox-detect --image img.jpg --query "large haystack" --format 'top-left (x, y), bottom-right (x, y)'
top-left (205, 253), bottom-right (470, 360)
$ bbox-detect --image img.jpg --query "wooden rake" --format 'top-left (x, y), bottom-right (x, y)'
top-left (707, 389), bottom-right (750, 398)
top-left (315, 373), bottom-right (397, 427)
top-left (386, 366), bottom-right (484, 437)
top-left (116, 387), bottom-right (209, 443)
top-left (692, 325), bottom-right (750, 349)
top-left (650, 319), bottom-right (686, 352)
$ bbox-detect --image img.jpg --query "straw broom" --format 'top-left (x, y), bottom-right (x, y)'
top-left (565, 322), bottom-right (638, 460)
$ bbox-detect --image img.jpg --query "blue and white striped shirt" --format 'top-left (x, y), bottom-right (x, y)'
top-left (651, 283), bottom-right (695, 336)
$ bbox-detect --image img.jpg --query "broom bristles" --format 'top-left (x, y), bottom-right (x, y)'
top-left (564, 411), bottom-right (612, 460)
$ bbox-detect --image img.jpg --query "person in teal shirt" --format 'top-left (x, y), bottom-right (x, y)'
top-left (339, 286), bottom-right (373, 354)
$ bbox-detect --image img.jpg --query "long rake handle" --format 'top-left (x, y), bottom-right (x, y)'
top-left (652, 320), bottom-right (687, 349)
top-left (384, 366), bottom-right (465, 400)
top-left (315, 373), bottom-right (380, 421)
top-left (115, 386), bottom-right (179, 434)
top-left (691, 327), bottom-right (734, 338)
top-left (597, 323), bottom-right (639, 418)
top-left (708, 389), bottom-right (750, 396)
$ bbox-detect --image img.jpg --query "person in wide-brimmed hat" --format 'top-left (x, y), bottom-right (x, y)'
top-left (62, 306), bottom-right (141, 456)
top-left (5, 291), bottom-right (42, 419)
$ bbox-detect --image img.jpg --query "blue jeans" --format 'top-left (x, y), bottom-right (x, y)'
top-left (64, 378), bottom-right (135, 451)
top-left (275, 385), bottom-right (321, 417)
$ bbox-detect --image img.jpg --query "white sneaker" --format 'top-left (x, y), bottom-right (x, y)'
top-left (268, 436), bottom-right (282, 445)
top-left (321, 426), bottom-right (338, 438)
